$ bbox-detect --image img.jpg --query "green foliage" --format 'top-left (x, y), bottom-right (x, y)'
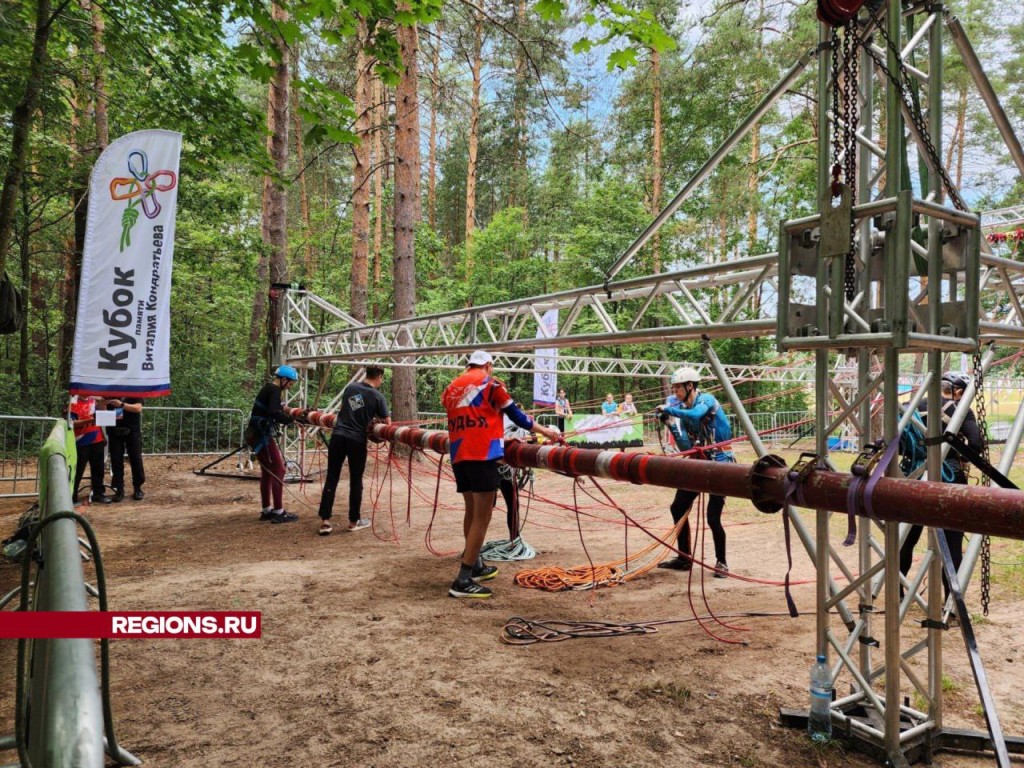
top-left (539, 0), bottom-right (676, 71)
top-left (2, 0), bottom-right (1019, 419)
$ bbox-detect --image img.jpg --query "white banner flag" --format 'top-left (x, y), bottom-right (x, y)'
top-left (70, 130), bottom-right (182, 398)
top-left (533, 309), bottom-right (558, 407)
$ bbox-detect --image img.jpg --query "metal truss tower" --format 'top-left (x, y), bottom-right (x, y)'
top-left (278, 1), bottom-right (1024, 763)
top-left (773, 2), bottom-right (1022, 764)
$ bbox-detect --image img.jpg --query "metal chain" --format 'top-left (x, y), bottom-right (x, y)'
top-left (859, 5), bottom-right (967, 212)
top-left (842, 21), bottom-right (859, 302)
top-left (972, 348), bottom-right (992, 615)
top-left (830, 26), bottom-right (842, 193)
top-left (828, 23), bottom-right (860, 302)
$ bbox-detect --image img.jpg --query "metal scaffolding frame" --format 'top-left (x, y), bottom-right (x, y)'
top-left (276, 3), bottom-right (1024, 764)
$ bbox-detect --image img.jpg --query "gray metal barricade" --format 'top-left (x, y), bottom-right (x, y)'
top-left (0, 415), bottom-right (61, 498)
top-left (141, 407), bottom-right (245, 456)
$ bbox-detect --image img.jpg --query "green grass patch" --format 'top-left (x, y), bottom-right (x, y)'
top-left (989, 539), bottom-right (1024, 597)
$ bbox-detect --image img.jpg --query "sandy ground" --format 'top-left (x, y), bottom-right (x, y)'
top-left (1, 446), bottom-right (1023, 768)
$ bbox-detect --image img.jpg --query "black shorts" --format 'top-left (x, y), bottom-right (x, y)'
top-left (452, 460), bottom-right (500, 494)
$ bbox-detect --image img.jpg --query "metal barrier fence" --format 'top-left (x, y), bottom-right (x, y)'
top-left (1, 409), bottom-right (245, 498)
top-left (0, 415), bottom-right (60, 498)
top-left (141, 407), bottom-right (246, 456)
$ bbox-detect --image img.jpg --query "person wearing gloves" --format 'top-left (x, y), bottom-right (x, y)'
top-left (655, 367), bottom-right (735, 578)
top-left (442, 351), bottom-right (561, 599)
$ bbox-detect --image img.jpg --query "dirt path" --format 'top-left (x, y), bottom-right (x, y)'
top-left (1, 449), bottom-right (1022, 767)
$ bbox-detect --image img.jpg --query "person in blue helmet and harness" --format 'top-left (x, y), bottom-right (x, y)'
top-left (899, 370), bottom-right (982, 599)
top-left (655, 367), bottom-right (735, 578)
top-left (246, 365), bottom-right (301, 523)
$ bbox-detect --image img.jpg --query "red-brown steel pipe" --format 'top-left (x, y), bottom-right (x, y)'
top-left (286, 409), bottom-right (1024, 541)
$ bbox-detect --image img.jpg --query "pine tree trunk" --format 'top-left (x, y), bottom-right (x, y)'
top-left (428, 22), bottom-right (441, 230)
top-left (651, 46), bottom-right (662, 273)
top-left (87, 0), bottom-right (108, 149)
top-left (373, 75), bottom-right (384, 321)
top-left (351, 25), bottom-right (371, 323)
top-left (18, 193), bottom-right (31, 397)
top-left (954, 85), bottom-right (967, 189)
top-left (292, 64), bottom-right (314, 281)
top-left (392, 21), bottom-right (421, 424)
top-left (248, 0), bottom-right (289, 375)
top-left (464, 7), bottom-right (483, 278)
top-left (0, 0), bottom-right (58, 277)
top-left (60, 86), bottom-right (88, 389)
top-left (748, 123), bottom-right (760, 251)
top-left (510, 0), bottom-right (528, 210)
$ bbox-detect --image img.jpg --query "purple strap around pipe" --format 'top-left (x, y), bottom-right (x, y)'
top-left (843, 439), bottom-right (901, 546)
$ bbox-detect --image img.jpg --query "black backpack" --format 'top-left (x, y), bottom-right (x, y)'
top-left (0, 272), bottom-right (25, 334)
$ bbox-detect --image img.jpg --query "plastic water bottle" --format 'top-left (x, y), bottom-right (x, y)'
top-left (808, 654), bottom-right (833, 741)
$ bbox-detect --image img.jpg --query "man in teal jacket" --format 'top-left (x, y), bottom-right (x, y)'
top-left (656, 367), bottom-right (735, 577)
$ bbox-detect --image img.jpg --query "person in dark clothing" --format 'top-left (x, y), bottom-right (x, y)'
top-left (317, 366), bottom-right (391, 536)
top-left (106, 397), bottom-right (145, 501)
top-left (899, 371), bottom-right (982, 598)
top-left (248, 365), bottom-right (300, 523)
top-left (69, 395), bottom-right (111, 504)
top-left (499, 409), bottom-right (533, 540)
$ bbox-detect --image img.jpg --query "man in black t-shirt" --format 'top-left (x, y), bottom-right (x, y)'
top-left (317, 365), bottom-right (391, 535)
top-left (107, 396), bottom-right (146, 501)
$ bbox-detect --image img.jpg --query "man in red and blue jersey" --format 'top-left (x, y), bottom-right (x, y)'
top-left (68, 395), bottom-right (112, 505)
top-left (442, 350), bottom-right (561, 598)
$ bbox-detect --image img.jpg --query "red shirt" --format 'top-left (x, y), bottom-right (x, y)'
top-left (442, 368), bottom-right (514, 463)
top-left (68, 397), bottom-right (105, 446)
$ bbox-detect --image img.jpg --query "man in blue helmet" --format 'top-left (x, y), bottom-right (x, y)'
top-left (247, 365), bottom-right (300, 523)
top-left (899, 371), bottom-right (982, 598)
top-left (655, 367), bottom-right (735, 578)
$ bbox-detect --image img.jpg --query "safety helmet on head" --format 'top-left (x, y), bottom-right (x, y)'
top-left (275, 364), bottom-right (299, 382)
top-left (670, 367), bottom-right (701, 386)
top-left (941, 371), bottom-right (970, 390)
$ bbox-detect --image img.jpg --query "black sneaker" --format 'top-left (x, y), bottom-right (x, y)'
top-left (449, 579), bottom-right (492, 599)
top-left (270, 511), bottom-right (299, 524)
top-left (132, 488), bottom-right (144, 501)
top-left (471, 564), bottom-right (498, 581)
top-left (92, 495), bottom-right (112, 505)
top-left (259, 509), bottom-right (277, 522)
top-left (657, 557), bottom-right (692, 571)
top-left (111, 489), bottom-right (125, 503)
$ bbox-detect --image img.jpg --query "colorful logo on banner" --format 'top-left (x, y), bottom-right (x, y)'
top-left (70, 129), bottom-right (181, 398)
top-left (565, 413), bottom-right (644, 449)
top-left (110, 150), bottom-right (177, 252)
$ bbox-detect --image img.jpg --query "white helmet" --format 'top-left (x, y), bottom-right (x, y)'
top-left (670, 367), bottom-right (701, 385)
